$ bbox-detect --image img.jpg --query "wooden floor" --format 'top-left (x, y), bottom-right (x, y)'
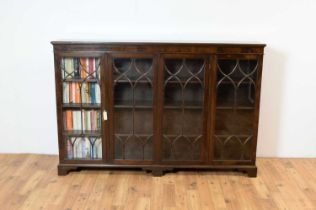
top-left (0, 155), bottom-right (316, 210)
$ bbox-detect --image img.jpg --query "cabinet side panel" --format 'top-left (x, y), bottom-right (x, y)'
top-left (251, 54), bottom-right (264, 164)
top-left (53, 52), bottom-right (65, 162)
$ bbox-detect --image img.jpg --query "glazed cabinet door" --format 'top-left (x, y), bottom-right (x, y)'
top-left (56, 53), bottom-right (106, 163)
top-left (212, 55), bottom-right (262, 163)
top-left (159, 54), bottom-right (210, 162)
top-left (108, 54), bottom-right (156, 163)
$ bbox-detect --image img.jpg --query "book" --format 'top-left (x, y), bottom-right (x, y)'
top-left (85, 138), bottom-right (90, 159)
top-left (95, 84), bottom-right (100, 103)
top-left (90, 84), bottom-right (95, 104)
top-left (63, 83), bottom-right (69, 103)
top-left (96, 138), bottom-right (102, 159)
top-left (64, 58), bottom-right (74, 78)
top-left (73, 58), bottom-right (80, 78)
top-left (65, 111), bottom-right (72, 130)
top-left (75, 83), bottom-right (80, 103)
top-left (67, 139), bottom-right (73, 159)
top-left (80, 58), bottom-right (87, 79)
top-left (89, 58), bottom-right (94, 78)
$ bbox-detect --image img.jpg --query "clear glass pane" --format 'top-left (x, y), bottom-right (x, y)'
top-left (61, 57), bottom-right (102, 160)
top-left (214, 58), bottom-right (258, 160)
top-left (162, 58), bottom-right (205, 161)
top-left (65, 137), bottom-right (102, 160)
top-left (113, 58), bottom-right (154, 160)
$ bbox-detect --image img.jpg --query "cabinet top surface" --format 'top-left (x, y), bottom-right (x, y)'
top-left (51, 41), bottom-right (266, 47)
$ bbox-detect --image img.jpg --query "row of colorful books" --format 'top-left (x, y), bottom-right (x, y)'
top-left (61, 58), bottom-right (100, 79)
top-left (63, 82), bottom-right (101, 104)
top-left (66, 137), bottom-right (102, 159)
top-left (64, 110), bottom-right (101, 131)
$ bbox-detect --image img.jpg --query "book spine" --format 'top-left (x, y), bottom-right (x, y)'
top-left (65, 58), bottom-right (74, 78)
top-left (97, 139), bottom-right (102, 159)
top-left (87, 111), bottom-right (91, 130)
top-left (93, 58), bottom-right (96, 78)
top-left (80, 58), bottom-right (86, 79)
top-left (94, 111), bottom-right (98, 130)
top-left (76, 139), bottom-right (81, 159)
top-left (78, 111), bottom-right (82, 131)
top-left (81, 83), bottom-right (85, 104)
top-left (91, 84), bottom-right (95, 104)
top-left (81, 138), bottom-right (85, 159)
top-left (82, 110), bottom-right (85, 131)
top-left (73, 58), bottom-right (80, 78)
top-left (85, 138), bottom-right (90, 159)
top-left (98, 111), bottom-right (101, 130)
top-left (69, 82), bottom-right (72, 103)
top-left (75, 83), bottom-right (80, 103)
top-left (93, 141), bottom-right (97, 159)
top-left (95, 84), bottom-right (100, 104)
top-left (63, 83), bottom-right (66, 103)
top-left (95, 59), bottom-right (99, 80)
top-left (66, 111), bottom-right (72, 130)
top-left (72, 82), bottom-right (76, 104)
top-left (66, 83), bottom-right (69, 103)
top-left (85, 110), bottom-right (88, 131)
top-left (72, 111), bottom-right (76, 131)
top-left (67, 139), bottom-right (73, 159)
top-left (86, 83), bottom-right (90, 103)
top-left (89, 58), bottom-right (94, 78)
top-left (90, 111), bottom-right (93, 130)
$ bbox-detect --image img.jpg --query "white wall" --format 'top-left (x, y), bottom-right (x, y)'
top-left (0, 0), bottom-right (315, 157)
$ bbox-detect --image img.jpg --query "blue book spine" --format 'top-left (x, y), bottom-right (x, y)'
top-left (90, 84), bottom-right (95, 104)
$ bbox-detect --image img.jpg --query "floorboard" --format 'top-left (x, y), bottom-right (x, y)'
top-left (0, 154), bottom-right (315, 210)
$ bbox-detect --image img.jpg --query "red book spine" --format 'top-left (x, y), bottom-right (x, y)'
top-left (89, 58), bottom-right (94, 78)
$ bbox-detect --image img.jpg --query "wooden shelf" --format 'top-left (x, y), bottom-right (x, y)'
top-left (63, 130), bottom-right (101, 137)
top-left (63, 78), bottom-right (99, 83)
top-left (114, 80), bottom-right (153, 84)
top-left (114, 105), bottom-right (153, 109)
top-left (216, 106), bottom-right (254, 110)
top-left (164, 105), bottom-right (203, 109)
top-left (62, 103), bottom-right (101, 109)
top-left (164, 80), bottom-right (203, 84)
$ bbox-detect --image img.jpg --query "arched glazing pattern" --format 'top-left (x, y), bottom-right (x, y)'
top-left (214, 59), bottom-right (258, 160)
top-left (65, 137), bottom-right (102, 159)
top-left (162, 58), bottom-right (205, 161)
top-left (112, 58), bottom-right (154, 160)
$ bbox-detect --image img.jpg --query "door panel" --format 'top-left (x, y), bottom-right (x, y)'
top-left (161, 55), bottom-right (208, 162)
top-left (110, 55), bottom-right (155, 161)
top-left (213, 56), bottom-right (259, 161)
top-left (58, 55), bottom-right (105, 162)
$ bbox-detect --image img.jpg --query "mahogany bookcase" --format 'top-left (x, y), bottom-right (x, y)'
top-left (52, 41), bottom-right (265, 177)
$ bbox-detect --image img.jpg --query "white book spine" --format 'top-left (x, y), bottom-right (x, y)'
top-left (96, 84), bottom-right (100, 104)
top-left (66, 83), bottom-right (69, 103)
top-left (87, 111), bottom-right (91, 130)
top-left (75, 111), bottom-right (78, 130)
top-left (63, 83), bottom-right (67, 103)
top-left (97, 139), bottom-right (102, 158)
top-left (85, 138), bottom-right (90, 159)
top-left (82, 110), bottom-right (85, 131)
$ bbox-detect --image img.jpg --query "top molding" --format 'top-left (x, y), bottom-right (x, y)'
top-left (51, 41), bottom-right (266, 55)
top-left (51, 41), bottom-right (266, 47)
